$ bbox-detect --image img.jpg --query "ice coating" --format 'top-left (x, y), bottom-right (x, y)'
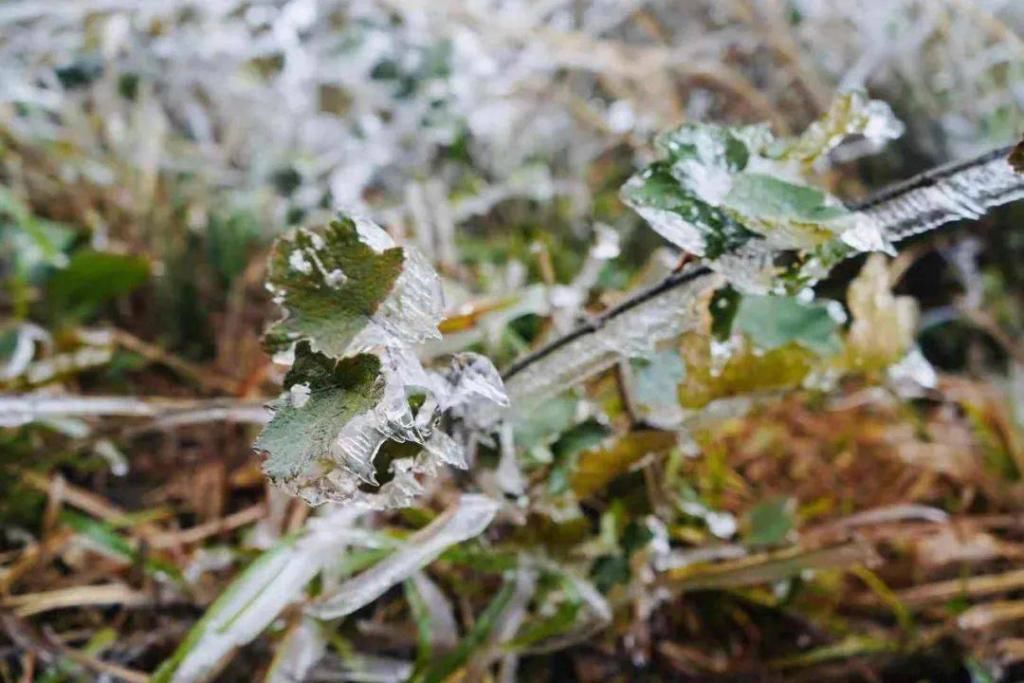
top-left (502, 269), bottom-right (721, 412)
top-left (265, 215), bottom-right (444, 359)
top-left (350, 240), bottom-right (446, 351)
top-left (785, 91), bottom-right (905, 163)
top-left (163, 507), bottom-right (364, 682)
top-left (262, 345), bottom-right (508, 509)
top-left (861, 151), bottom-right (1024, 242)
top-left (260, 211), bottom-right (513, 509)
top-left (626, 199), bottom-right (708, 256)
top-left (310, 494), bottom-right (499, 619)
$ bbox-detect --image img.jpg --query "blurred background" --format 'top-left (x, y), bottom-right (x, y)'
top-left (3, 1), bottom-right (1024, 681)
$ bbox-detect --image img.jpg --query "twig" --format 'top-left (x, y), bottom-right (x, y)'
top-left (2, 583), bottom-right (153, 617)
top-left (146, 504), bottom-right (265, 549)
top-left (111, 329), bottom-right (240, 395)
top-left (0, 395), bottom-right (268, 427)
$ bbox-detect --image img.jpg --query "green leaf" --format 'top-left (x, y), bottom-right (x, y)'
top-left (404, 579), bottom-right (435, 669)
top-left (733, 294), bottom-right (841, 356)
top-left (264, 215), bottom-right (441, 357)
top-left (47, 250), bottom-right (149, 319)
top-left (709, 285), bottom-right (741, 341)
top-left (410, 578), bottom-right (517, 683)
top-left (61, 510), bottom-right (183, 585)
top-left (621, 161), bottom-right (757, 259)
top-left (743, 497), bottom-right (795, 547)
top-left (254, 342), bottom-right (383, 488)
top-left (724, 173), bottom-right (847, 223)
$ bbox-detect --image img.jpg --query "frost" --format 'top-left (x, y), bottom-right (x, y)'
top-left (681, 501), bottom-right (738, 539)
top-left (289, 382), bottom-right (311, 408)
top-left (888, 347), bottom-right (938, 396)
top-left (310, 494), bottom-right (499, 619)
top-left (325, 268), bottom-right (348, 288)
top-left (288, 249), bottom-right (313, 275)
top-left (0, 322), bottom-right (50, 382)
top-left (264, 214), bottom-right (443, 358)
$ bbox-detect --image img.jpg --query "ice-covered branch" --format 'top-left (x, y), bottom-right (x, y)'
top-left (501, 142), bottom-right (1023, 405)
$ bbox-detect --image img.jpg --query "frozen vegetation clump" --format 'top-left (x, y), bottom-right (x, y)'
top-left (255, 214), bottom-right (508, 508)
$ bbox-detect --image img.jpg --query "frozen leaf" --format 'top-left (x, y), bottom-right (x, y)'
top-left (622, 160), bottom-right (757, 259)
top-left (781, 91), bottom-right (904, 164)
top-left (624, 92), bottom-right (903, 290)
top-left (154, 508), bottom-right (363, 683)
top-left (254, 343), bottom-right (384, 501)
top-left (845, 254), bottom-right (918, 370)
top-left (405, 571), bottom-right (459, 656)
top-left (310, 494), bottom-right (499, 619)
top-left (734, 295), bottom-right (842, 356)
top-left (265, 618), bottom-right (326, 683)
top-left (677, 334), bottom-right (816, 410)
top-left (257, 324), bottom-right (507, 506)
top-left (264, 215), bottom-right (443, 357)
top-left (724, 173), bottom-right (847, 224)
top-left (628, 351), bottom-right (687, 428)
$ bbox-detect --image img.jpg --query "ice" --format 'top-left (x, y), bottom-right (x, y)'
top-left (288, 249), bottom-right (313, 275)
top-left (352, 243), bottom-right (445, 350)
top-left (310, 494), bottom-right (499, 619)
top-left (166, 506), bottom-right (364, 682)
top-left (862, 153), bottom-right (1024, 242)
top-left (502, 269), bottom-right (721, 410)
top-left (0, 322), bottom-right (50, 381)
top-left (408, 571), bottom-right (459, 649)
top-left (289, 382), bottom-right (311, 408)
top-left (788, 91), bottom-right (905, 163)
top-left (438, 352), bottom-right (510, 413)
top-left (265, 617), bottom-right (326, 683)
top-left (274, 347), bottom-right (507, 509)
top-left (628, 201), bottom-right (707, 256)
top-left (325, 268), bottom-right (348, 288)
